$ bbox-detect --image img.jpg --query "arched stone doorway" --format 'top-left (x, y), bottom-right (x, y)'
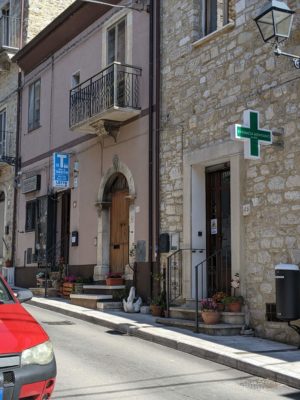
top-left (95, 158), bottom-right (136, 281)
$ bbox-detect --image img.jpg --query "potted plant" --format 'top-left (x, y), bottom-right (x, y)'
top-left (62, 275), bottom-right (76, 297)
top-left (105, 272), bottom-right (124, 286)
top-left (212, 291), bottom-right (227, 311)
top-left (73, 276), bottom-right (84, 294)
top-left (223, 295), bottom-right (244, 312)
top-left (5, 259), bottom-right (12, 268)
top-left (200, 298), bottom-right (221, 324)
top-left (223, 273), bottom-right (244, 312)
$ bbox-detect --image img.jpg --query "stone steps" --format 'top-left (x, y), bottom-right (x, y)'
top-left (156, 317), bottom-right (243, 336)
top-left (70, 294), bottom-right (112, 309)
top-left (97, 301), bottom-right (123, 311)
top-left (169, 306), bottom-right (245, 325)
top-left (83, 284), bottom-right (126, 295)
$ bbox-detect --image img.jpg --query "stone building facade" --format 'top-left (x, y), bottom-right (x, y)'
top-left (160, 0), bottom-right (300, 344)
top-left (0, 0), bottom-right (74, 264)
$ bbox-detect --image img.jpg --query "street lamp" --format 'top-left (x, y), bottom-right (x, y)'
top-left (254, 0), bottom-right (300, 69)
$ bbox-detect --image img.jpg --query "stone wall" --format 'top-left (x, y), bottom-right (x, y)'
top-left (24, 0), bottom-right (75, 42)
top-left (161, 0), bottom-right (300, 344)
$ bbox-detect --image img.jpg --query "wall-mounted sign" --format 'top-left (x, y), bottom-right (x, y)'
top-left (211, 219), bottom-right (217, 235)
top-left (231, 110), bottom-right (272, 160)
top-left (22, 175), bottom-right (41, 194)
top-left (52, 153), bottom-right (70, 189)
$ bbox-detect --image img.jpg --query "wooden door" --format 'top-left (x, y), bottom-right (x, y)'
top-left (110, 190), bottom-right (129, 273)
top-left (206, 168), bottom-right (231, 295)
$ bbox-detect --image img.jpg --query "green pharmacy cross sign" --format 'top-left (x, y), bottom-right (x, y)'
top-left (231, 110), bottom-right (272, 160)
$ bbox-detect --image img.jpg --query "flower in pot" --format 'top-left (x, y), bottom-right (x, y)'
top-left (223, 295), bottom-right (244, 312)
top-left (105, 272), bottom-right (124, 286)
top-left (73, 276), bottom-right (84, 294)
top-left (200, 298), bottom-right (221, 325)
top-left (150, 290), bottom-right (166, 317)
top-left (212, 291), bottom-right (227, 311)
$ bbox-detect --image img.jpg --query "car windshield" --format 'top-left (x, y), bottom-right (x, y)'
top-left (0, 277), bottom-right (14, 304)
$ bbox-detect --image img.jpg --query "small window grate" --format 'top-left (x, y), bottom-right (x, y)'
top-left (3, 371), bottom-right (14, 385)
top-left (266, 303), bottom-right (281, 322)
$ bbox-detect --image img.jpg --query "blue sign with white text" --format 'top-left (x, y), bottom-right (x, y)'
top-left (52, 153), bottom-right (70, 188)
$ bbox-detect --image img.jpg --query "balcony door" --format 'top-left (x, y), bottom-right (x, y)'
top-left (107, 19), bottom-right (126, 107)
top-left (1, 6), bottom-right (10, 47)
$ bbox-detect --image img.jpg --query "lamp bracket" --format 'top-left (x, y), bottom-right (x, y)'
top-left (274, 45), bottom-right (300, 69)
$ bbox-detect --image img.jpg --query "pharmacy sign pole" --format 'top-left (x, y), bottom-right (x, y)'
top-left (231, 110), bottom-right (272, 160)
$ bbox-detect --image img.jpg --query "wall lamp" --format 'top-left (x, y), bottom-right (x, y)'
top-left (254, 0), bottom-right (300, 69)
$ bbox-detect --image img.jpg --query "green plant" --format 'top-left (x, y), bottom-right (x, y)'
top-left (151, 290), bottom-right (166, 308)
top-left (222, 295), bottom-right (244, 305)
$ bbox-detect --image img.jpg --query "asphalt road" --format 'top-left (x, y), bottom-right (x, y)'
top-left (25, 304), bottom-right (300, 400)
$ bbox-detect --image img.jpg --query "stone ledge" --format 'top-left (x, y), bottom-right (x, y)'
top-left (192, 21), bottom-right (235, 49)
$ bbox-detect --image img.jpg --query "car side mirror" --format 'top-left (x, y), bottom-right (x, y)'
top-left (13, 287), bottom-right (33, 303)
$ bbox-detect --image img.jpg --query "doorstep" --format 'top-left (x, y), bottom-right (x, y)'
top-left (70, 294), bottom-right (112, 309)
top-left (156, 317), bottom-right (243, 336)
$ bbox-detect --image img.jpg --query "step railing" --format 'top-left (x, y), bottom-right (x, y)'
top-left (195, 246), bottom-right (231, 332)
top-left (166, 248), bottom-right (205, 316)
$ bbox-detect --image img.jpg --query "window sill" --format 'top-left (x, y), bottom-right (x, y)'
top-left (192, 21), bottom-right (235, 49)
top-left (28, 124), bottom-right (41, 133)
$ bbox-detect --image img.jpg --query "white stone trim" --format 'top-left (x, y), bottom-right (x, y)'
top-left (183, 141), bottom-right (244, 300)
top-left (95, 160), bottom-right (136, 280)
top-left (192, 21), bottom-right (235, 49)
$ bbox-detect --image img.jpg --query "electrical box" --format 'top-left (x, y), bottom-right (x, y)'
top-left (159, 233), bottom-right (170, 253)
top-left (71, 231), bottom-right (79, 247)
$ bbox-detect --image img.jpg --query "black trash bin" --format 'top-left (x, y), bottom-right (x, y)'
top-left (275, 263), bottom-right (300, 321)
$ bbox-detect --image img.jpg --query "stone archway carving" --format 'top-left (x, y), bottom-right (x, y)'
top-left (94, 157), bottom-right (136, 281)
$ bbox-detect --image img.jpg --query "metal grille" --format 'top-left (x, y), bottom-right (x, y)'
top-left (69, 62), bottom-right (142, 128)
top-left (3, 371), bottom-right (14, 384)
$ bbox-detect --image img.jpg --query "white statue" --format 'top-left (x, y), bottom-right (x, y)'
top-left (123, 286), bottom-right (142, 313)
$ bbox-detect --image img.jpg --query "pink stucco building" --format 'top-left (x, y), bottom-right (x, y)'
top-left (14, 0), bottom-right (160, 299)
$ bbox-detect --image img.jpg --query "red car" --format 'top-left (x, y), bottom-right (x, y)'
top-left (0, 274), bottom-right (56, 400)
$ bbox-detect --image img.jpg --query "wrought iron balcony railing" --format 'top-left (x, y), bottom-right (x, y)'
top-left (69, 62), bottom-right (142, 129)
top-left (0, 16), bottom-right (20, 50)
top-left (0, 131), bottom-right (16, 165)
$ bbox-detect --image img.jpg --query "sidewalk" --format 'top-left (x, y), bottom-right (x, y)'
top-left (29, 296), bottom-right (300, 390)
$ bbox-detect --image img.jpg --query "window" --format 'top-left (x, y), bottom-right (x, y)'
top-left (107, 18), bottom-right (126, 64)
top-left (1, 5), bottom-right (10, 47)
top-left (0, 109), bottom-right (6, 156)
top-left (204, 0), bottom-right (228, 35)
top-left (71, 71), bottom-right (80, 89)
top-left (28, 79), bottom-right (41, 131)
top-left (25, 200), bottom-right (36, 232)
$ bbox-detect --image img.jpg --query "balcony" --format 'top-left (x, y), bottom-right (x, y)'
top-left (0, 131), bottom-right (16, 166)
top-left (0, 16), bottom-right (20, 71)
top-left (69, 62), bottom-right (142, 134)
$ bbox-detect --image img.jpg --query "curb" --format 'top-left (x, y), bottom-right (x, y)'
top-left (28, 299), bottom-right (300, 390)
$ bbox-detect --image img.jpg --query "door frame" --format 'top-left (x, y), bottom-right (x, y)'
top-left (183, 141), bottom-right (244, 300)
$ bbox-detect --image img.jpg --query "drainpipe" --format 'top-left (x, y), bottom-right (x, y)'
top-left (155, 0), bottom-right (160, 279)
top-left (148, 0), bottom-right (154, 295)
top-left (11, 0), bottom-right (25, 268)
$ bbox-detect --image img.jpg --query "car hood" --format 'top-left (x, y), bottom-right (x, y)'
top-left (0, 303), bottom-right (48, 354)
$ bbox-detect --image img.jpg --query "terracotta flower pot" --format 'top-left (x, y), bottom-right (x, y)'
top-left (227, 302), bottom-right (241, 312)
top-left (201, 311), bottom-right (221, 325)
top-left (151, 305), bottom-right (162, 317)
top-left (106, 278), bottom-right (124, 286)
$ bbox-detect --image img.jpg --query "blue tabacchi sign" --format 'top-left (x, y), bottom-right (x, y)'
top-left (52, 152), bottom-right (70, 188)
